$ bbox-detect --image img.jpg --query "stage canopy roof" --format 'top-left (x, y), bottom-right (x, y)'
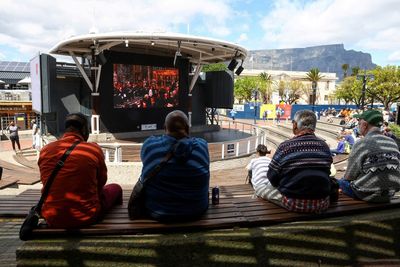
top-left (49, 32), bottom-right (248, 64)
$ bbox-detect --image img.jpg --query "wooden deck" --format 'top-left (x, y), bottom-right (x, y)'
top-left (2, 184), bottom-right (400, 239)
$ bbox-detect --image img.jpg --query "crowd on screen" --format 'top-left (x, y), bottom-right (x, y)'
top-left (113, 77), bottom-right (179, 109)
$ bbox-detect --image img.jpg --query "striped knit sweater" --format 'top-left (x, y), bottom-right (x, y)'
top-left (267, 133), bottom-right (333, 199)
top-left (345, 128), bottom-right (400, 202)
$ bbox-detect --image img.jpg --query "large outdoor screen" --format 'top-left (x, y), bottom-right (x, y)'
top-left (113, 64), bottom-right (179, 109)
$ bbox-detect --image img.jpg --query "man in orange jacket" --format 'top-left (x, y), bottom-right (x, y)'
top-left (39, 113), bottom-right (122, 228)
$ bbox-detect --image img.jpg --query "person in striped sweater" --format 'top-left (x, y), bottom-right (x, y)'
top-left (258, 109), bottom-right (333, 213)
top-left (339, 110), bottom-right (400, 202)
top-left (138, 110), bottom-right (210, 221)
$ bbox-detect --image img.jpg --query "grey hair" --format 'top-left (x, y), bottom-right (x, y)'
top-left (293, 110), bottom-right (316, 131)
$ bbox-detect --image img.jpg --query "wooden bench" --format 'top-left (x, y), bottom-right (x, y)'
top-left (2, 184), bottom-right (400, 239)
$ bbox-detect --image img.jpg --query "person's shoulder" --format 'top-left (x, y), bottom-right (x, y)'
top-left (190, 137), bottom-right (209, 148)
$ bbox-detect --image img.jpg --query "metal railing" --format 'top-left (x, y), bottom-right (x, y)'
top-left (97, 119), bottom-right (268, 163)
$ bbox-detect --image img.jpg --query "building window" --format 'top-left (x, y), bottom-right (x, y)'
top-left (324, 95), bottom-right (328, 101)
top-left (326, 81), bottom-right (330, 90)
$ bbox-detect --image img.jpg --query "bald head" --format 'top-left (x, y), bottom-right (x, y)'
top-left (65, 113), bottom-right (89, 141)
top-left (165, 110), bottom-right (189, 139)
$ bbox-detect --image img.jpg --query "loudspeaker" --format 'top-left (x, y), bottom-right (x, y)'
top-left (227, 59), bottom-right (238, 71)
top-left (97, 52), bottom-right (107, 65)
top-left (205, 71), bottom-right (234, 108)
top-left (40, 54), bottom-right (57, 113)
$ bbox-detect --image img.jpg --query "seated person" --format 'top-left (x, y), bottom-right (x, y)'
top-left (135, 110), bottom-right (210, 221)
top-left (246, 144), bottom-right (272, 189)
top-left (39, 113), bottom-right (122, 228)
top-left (331, 136), bottom-right (345, 156)
top-left (343, 129), bottom-right (355, 147)
top-left (338, 110), bottom-right (400, 203)
top-left (257, 110), bottom-right (333, 213)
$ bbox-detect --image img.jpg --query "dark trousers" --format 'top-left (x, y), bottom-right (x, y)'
top-left (10, 136), bottom-right (21, 150)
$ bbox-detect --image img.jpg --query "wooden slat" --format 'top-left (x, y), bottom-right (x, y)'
top-left (2, 184), bottom-right (400, 238)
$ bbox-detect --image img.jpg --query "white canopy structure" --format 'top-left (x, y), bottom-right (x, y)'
top-left (48, 31), bottom-right (248, 132)
top-left (17, 76), bottom-right (31, 84)
top-left (0, 80), bottom-right (5, 84)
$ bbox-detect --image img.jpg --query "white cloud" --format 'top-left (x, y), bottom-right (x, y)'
top-left (0, 0), bottom-right (233, 60)
top-left (260, 0), bottom-right (400, 55)
top-left (388, 51), bottom-right (400, 63)
top-left (238, 33), bottom-right (248, 42)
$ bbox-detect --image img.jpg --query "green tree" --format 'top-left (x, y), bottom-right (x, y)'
top-left (305, 68), bottom-right (323, 104)
top-left (202, 63), bottom-right (227, 72)
top-left (368, 65), bottom-right (400, 110)
top-left (351, 66), bottom-right (360, 76)
top-left (234, 76), bottom-right (258, 103)
top-left (342, 63), bottom-right (349, 78)
top-left (286, 80), bottom-right (304, 104)
top-left (258, 72), bottom-right (274, 103)
top-left (334, 76), bottom-right (363, 107)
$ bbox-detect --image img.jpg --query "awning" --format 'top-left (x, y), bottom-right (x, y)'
top-left (0, 80), bottom-right (4, 84)
top-left (17, 77), bottom-right (31, 84)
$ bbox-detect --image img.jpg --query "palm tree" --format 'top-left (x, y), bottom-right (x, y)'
top-left (306, 68), bottom-right (324, 109)
top-left (258, 72), bottom-right (274, 103)
top-left (351, 66), bottom-right (360, 76)
top-left (342, 63), bottom-right (349, 78)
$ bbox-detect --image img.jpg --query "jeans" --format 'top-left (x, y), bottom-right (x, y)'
top-left (337, 178), bottom-right (357, 199)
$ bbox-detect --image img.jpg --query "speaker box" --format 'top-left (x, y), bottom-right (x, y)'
top-left (205, 71), bottom-right (234, 108)
top-left (97, 52), bottom-right (107, 65)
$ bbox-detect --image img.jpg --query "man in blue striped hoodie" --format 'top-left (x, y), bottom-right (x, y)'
top-left (257, 109), bottom-right (333, 213)
top-left (140, 110), bottom-right (210, 221)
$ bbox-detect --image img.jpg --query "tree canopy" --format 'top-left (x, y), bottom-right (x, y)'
top-left (202, 63), bottom-right (227, 72)
top-left (234, 76), bottom-right (258, 103)
top-left (368, 65), bottom-right (400, 110)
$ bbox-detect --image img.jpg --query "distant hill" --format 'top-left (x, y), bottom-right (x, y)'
top-left (244, 44), bottom-right (376, 80)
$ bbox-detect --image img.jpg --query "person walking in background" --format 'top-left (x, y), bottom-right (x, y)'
top-left (275, 107), bottom-right (282, 124)
top-left (31, 119), bottom-right (39, 149)
top-left (230, 109), bottom-right (237, 122)
top-left (6, 121), bottom-right (21, 153)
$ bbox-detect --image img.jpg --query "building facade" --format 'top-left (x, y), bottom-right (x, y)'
top-left (240, 69), bottom-right (338, 105)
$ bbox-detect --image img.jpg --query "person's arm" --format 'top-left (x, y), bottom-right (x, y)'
top-left (94, 144), bottom-right (107, 188)
top-left (343, 142), bottom-right (362, 180)
top-left (267, 145), bottom-right (284, 187)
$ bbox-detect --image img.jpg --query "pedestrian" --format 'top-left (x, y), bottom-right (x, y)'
top-left (31, 119), bottom-right (39, 149)
top-left (6, 121), bottom-right (21, 153)
top-left (230, 109), bottom-right (237, 122)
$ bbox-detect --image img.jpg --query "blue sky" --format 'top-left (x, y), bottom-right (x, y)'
top-left (0, 0), bottom-right (399, 66)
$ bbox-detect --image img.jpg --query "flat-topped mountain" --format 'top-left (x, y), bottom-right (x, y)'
top-left (244, 44), bottom-right (376, 80)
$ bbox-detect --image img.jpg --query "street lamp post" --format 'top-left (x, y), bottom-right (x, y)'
top-left (253, 89), bottom-right (258, 124)
top-left (357, 70), bottom-right (374, 110)
top-left (312, 81), bottom-right (317, 112)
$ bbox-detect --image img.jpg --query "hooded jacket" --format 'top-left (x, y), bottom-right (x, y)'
top-left (140, 134), bottom-right (210, 221)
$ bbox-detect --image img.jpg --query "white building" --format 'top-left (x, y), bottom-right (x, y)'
top-left (240, 69), bottom-right (338, 105)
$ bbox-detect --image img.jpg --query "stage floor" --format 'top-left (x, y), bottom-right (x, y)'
top-left (112, 128), bottom-right (252, 144)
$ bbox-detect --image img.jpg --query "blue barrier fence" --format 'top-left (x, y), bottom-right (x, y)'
top-left (223, 104), bottom-right (364, 120)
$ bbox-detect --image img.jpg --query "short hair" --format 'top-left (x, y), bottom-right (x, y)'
top-left (165, 110), bottom-right (189, 138)
top-left (65, 113), bottom-right (88, 132)
top-left (256, 144), bottom-right (270, 156)
top-left (293, 110), bottom-right (317, 131)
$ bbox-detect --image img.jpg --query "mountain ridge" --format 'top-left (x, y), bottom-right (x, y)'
top-left (244, 44), bottom-right (376, 80)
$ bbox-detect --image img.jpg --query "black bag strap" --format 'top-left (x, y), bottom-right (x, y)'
top-left (35, 141), bottom-right (81, 214)
top-left (141, 143), bottom-right (177, 185)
